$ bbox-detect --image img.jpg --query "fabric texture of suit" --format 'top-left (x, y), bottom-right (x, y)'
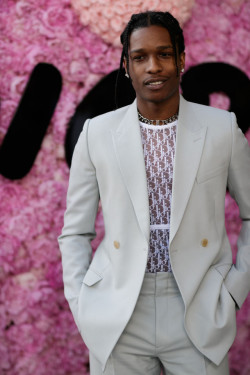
top-left (58, 95), bottom-right (250, 371)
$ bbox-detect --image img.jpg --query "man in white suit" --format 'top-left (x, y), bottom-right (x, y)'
top-left (58, 11), bottom-right (250, 375)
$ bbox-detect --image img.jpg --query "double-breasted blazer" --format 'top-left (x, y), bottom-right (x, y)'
top-left (58, 95), bottom-right (250, 371)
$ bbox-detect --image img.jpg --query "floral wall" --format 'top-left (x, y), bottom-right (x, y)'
top-left (0, 0), bottom-right (249, 374)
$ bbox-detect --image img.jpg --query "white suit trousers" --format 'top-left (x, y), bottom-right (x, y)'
top-left (89, 272), bottom-right (229, 375)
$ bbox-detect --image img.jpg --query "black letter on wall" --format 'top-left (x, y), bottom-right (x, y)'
top-left (0, 63), bottom-right (62, 179)
top-left (181, 62), bottom-right (250, 134)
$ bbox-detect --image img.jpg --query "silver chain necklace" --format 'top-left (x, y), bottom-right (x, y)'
top-left (137, 109), bottom-right (178, 125)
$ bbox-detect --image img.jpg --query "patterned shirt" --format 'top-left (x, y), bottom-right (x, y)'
top-left (139, 120), bottom-right (177, 272)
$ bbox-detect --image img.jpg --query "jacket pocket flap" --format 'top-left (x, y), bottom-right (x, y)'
top-left (83, 269), bottom-right (103, 286)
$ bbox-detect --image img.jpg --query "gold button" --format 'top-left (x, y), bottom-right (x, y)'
top-left (113, 241), bottom-right (120, 249)
top-left (201, 239), bottom-right (208, 247)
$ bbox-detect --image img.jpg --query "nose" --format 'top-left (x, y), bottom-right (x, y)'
top-left (146, 56), bottom-right (162, 74)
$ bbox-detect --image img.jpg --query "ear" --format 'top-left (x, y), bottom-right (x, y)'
top-left (123, 57), bottom-right (128, 75)
top-left (180, 52), bottom-right (185, 72)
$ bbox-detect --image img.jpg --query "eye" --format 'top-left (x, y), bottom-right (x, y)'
top-left (159, 52), bottom-right (173, 58)
top-left (132, 55), bottom-right (145, 62)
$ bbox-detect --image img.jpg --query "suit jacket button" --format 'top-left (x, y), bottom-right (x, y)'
top-left (114, 241), bottom-right (120, 249)
top-left (201, 239), bottom-right (208, 247)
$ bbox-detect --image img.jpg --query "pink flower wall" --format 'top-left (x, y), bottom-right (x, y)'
top-left (0, 0), bottom-right (249, 374)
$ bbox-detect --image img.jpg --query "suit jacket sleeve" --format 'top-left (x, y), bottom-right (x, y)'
top-left (224, 112), bottom-right (250, 308)
top-left (58, 119), bottom-right (99, 328)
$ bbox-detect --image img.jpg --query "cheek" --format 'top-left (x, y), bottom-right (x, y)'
top-left (129, 64), bottom-right (142, 82)
top-left (129, 71), bottom-right (140, 88)
top-left (130, 79), bottom-right (139, 94)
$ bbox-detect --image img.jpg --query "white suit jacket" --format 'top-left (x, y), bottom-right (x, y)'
top-left (58, 95), bottom-right (250, 370)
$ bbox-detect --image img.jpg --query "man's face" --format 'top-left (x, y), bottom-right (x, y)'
top-left (125, 25), bottom-right (185, 111)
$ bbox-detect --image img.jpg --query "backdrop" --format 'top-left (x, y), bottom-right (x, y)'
top-left (0, 0), bottom-right (249, 374)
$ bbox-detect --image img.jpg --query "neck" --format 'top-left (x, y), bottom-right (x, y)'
top-left (137, 95), bottom-right (180, 120)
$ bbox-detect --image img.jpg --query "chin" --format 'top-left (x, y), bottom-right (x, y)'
top-left (147, 95), bottom-right (172, 104)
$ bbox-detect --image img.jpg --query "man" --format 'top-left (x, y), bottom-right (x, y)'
top-left (58, 11), bottom-right (250, 375)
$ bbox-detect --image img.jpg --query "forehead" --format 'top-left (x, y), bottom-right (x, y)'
top-left (129, 25), bottom-right (172, 51)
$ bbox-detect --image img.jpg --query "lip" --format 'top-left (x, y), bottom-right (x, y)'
top-left (144, 77), bottom-right (168, 90)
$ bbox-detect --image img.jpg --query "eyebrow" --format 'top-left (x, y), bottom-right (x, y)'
top-left (130, 45), bottom-right (173, 54)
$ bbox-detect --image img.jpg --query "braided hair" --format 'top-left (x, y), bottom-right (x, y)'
top-left (115, 11), bottom-right (185, 107)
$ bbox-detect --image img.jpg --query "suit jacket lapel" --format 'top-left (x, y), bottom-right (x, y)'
top-left (170, 96), bottom-right (207, 244)
top-left (112, 100), bottom-right (150, 243)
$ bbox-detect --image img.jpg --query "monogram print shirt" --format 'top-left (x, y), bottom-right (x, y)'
top-left (139, 120), bottom-right (177, 272)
